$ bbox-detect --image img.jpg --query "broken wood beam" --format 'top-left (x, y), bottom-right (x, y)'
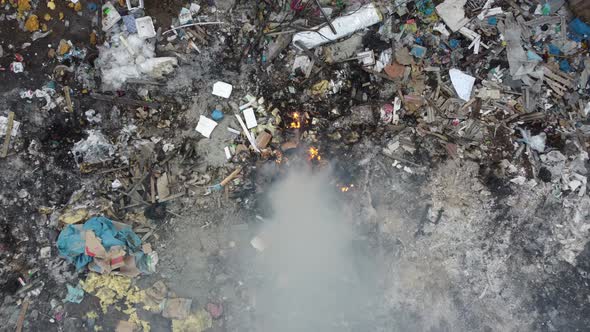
top-left (1, 112), bottom-right (15, 158)
top-left (90, 93), bottom-right (160, 108)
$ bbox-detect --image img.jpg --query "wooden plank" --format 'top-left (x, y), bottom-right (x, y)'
top-left (64, 86), bottom-right (73, 113)
top-left (1, 112), bottom-right (15, 158)
top-left (543, 67), bottom-right (574, 88)
top-left (15, 299), bottom-right (29, 332)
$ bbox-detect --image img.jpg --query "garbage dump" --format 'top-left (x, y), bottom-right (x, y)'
top-left (1, 0), bottom-right (590, 331)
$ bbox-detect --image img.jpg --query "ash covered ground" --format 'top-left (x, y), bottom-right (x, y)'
top-left (1, 0), bottom-right (590, 331)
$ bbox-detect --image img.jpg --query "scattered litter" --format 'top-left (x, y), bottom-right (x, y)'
top-left (162, 298), bottom-right (192, 320)
top-left (172, 310), bottom-right (212, 332)
top-left (196, 115), bottom-right (218, 138)
top-left (102, 2), bottom-right (122, 31)
top-left (212, 82), bottom-right (233, 98)
top-left (135, 16), bottom-right (156, 39)
top-left (243, 108), bottom-right (258, 129)
top-left (72, 131), bottom-right (116, 165)
top-left (449, 69), bottom-right (475, 101)
top-left (292, 3), bottom-right (382, 49)
top-left (64, 284), bottom-right (84, 303)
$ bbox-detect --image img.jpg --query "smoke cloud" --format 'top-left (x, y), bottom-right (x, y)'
top-left (252, 169), bottom-right (379, 331)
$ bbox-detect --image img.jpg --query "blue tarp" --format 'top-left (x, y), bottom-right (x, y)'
top-left (57, 216), bottom-right (142, 270)
top-left (569, 18), bottom-right (590, 42)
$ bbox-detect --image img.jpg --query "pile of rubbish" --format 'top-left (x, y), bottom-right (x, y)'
top-left (57, 216), bottom-right (157, 277)
top-left (2, 0), bottom-right (590, 330)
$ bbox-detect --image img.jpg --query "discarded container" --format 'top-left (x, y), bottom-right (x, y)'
top-left (11, 62), bottom-right (24, 73)
top-left (135, 16), bottom-right (156, 39)
top-left (178, 7), bottom-right (192, 25)
top-left (292, 3), bottom-right (382, 49)
top-left (102, 2), bottom-right (122, 32)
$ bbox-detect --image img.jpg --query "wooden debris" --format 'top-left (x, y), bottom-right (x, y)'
top-left (157, 173), bottom-right (170, 200)
top-left (220, 167), bottom-right (242, 187)
top-left (64, 86), bottom-right (73, 113)
top-left (1, 112), bottom-right (15, 158)
top-left (15, 299), bottom-right (29, 332)
top-left (90, 93), bottom-right (160, 108)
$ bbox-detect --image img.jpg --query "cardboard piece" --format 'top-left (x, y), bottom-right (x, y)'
top-left (162, 298), bottom-right (192, 320)
top-left (86, 232), bottom-right (136, 276)
top-left (156, 172), bottom-right (170, 199)
top-left (85, 231), bottom-right (107, 258)
top-left (115, 320), bottom-right (137, 332)
top-left (436, 0), bottom-right (469, 32)
top-left (255, 131), bottom-right (272, 149)
top-left (119, 254), bottom-right (141, 277)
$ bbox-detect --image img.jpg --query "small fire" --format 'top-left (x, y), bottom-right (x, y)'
top-left (308, 147), bottom-right (321, 161)
top-left (340, 184), bottom-right (354, 192)
top-left (290, 112), bottom-right (301, 129)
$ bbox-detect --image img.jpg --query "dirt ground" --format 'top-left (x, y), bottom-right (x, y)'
top-left (1, 0), bottom-right (590, 331)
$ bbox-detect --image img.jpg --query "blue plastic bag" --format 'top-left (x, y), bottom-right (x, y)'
top-left (569, 18), bottom-right (590, 42)
top-left (57, 216), bottom-right (143, 271)
top-left (57, 225), bottom-right (92, 270)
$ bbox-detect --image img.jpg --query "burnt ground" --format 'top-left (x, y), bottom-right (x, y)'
top-left (1, 0), bottom-right (590, 331)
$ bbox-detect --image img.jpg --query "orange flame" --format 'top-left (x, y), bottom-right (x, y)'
top-left (290, 112), bottom-right (301, 129)
top-left (308, 147), bottom-right (321, 161)
top-left (340, 184), bottom-right (354, 192)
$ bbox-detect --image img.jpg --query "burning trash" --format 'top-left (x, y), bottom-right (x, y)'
top-left (290, 112), bottom-right (301, 129)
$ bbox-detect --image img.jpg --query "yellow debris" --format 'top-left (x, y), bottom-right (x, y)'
top-left (41, 23), bottom-right (48, 31)
top-left (94, 326), bottom-right (103, 332)
top-left (86, 311), bottom-right (99, 320)
top-left (24, 14), bottom-right (39, 31)
top-left (43, 13), bottom-right (52, 21)
top-left (17, 0), bottom-right (30, 13)
top-left (38, 206), bottom-right (54, 214)
top-left (74, 1), bottom-right (82, 11)
top-left (311, 80), bottom-right (330, 95)
top-left (57, 39), bottom-right (71, 56)
top-left (68, 2), bottom-right (73, 8)
top-left (47, 1), bottom-right (55, 10)
top-left (58, 208), bottom-right (88, 224)
top-left (172, 310), bottom-right (212, 332)
top-left (81, 273), bottom-right (146, 314)
top-left (59, 12), bottom-right (64, 20)
top-left (129, 312), bottom-right (151, 332)
top-left (90, 31), bottom-right (97, 46)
